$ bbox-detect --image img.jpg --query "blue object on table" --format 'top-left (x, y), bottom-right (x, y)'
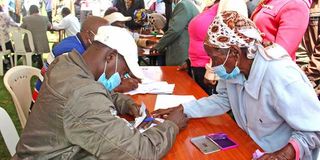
top-left (143, 117), bottom-right (155, 122)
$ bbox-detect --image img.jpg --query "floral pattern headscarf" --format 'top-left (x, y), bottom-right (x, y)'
top-left (205, 11), bottom-right (262, 49)
top-left (205, 11), bottom-right (263, 59)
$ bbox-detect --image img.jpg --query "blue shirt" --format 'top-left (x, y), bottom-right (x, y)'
top-left (31, 34), bottom-right (86, 107)
top-left (183, 46), bottom-right (320, 159)
top-left (52, 33), bottom-right (86, 57)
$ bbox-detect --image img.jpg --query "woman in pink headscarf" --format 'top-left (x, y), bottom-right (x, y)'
top-left (251, 0), bottom-right (312, 61)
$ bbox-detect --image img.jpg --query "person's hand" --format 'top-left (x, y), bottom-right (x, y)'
top-left (204, 77), bottom-right (217, 86)
top-left (166, 105), bottom-right (188, 131)
top-left (152, 105), bottom-right (183, 119)
top-left (114, 78), bottom-right (139, 93)
top-left (128, 104), bottom-right (140, 118)
top-left (178, 62), bottom-right (188, 71)
top-left (150, 48), bottom-right (159, 55)
top-left (257, 143), bottom-right (295, 160)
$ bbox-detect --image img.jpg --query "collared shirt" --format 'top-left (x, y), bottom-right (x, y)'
top-left (53, 14), bottom-right (80, 37)
top-left (183, 46), bottom-right (320, 159)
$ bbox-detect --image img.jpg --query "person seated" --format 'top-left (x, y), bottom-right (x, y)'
top-left (52, 7), bottom-right (80, 37)
top-left (153, 11), bottom-right (320, 160)
top-left (30, 16), bottom-right (139, 112)
top-left (14, 26), bottom-right (188, 159)
top-left (21, 5), bottom-right (51, 69)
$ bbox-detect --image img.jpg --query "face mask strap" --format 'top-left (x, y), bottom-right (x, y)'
top-left (115, 53), bottom-right (118, 73)
top-left (88, 30), bottom-right (96, 45)
top-left (222, 48), bottom-right (231, 66)
top-left (103, 59), bottom-right (108, 75)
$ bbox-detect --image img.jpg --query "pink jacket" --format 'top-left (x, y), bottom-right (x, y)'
top-left (188, 4), bottom-right (218, 67)
top-left (251, 0), bottom-right (311, 61)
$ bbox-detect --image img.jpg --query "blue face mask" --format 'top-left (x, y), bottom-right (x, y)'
top-left (212, 49), bottom-right (240, 80)
top-left (98, 54), bottom-right (122, 91)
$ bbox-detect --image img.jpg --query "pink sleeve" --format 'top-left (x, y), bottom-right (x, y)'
top-left (289, 139), bottom-right (300, 160)
top-left (275, 1), bottom-right (310, 60)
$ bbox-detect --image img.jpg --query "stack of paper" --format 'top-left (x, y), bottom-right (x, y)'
top-left (154, 95), bottom-right (196, 110)
top-left (125, 81), bottom-right (175, 95)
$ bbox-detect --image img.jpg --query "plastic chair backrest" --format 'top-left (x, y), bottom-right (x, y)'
top-left (3, 66), bottom-right (41, 128)
top-left (8, 27), bottom-right (35, 53)
top-left (0, 32), bottom-right (8, 51)
top-left (0, 107), bottom-right (19, 156)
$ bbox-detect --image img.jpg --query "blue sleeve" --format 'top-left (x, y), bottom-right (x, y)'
top-left (52, 37), bottom-right (85, 56)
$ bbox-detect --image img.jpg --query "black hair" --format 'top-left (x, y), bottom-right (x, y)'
top-left (29, 5), bottom-right (39, 15)
top-left (61, 7), bottom-right (71, 16)
top-left (104, 7), bottom-right (118, 16)
top-left (0, 5), bottom-right (3, 12)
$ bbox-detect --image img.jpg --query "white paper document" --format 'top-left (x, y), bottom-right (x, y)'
top-left (134, 103), bottom-right (147, 128)
top-left (125, 81), bottom-right (175, 95)
top-left (154, 95), bottom-right (196, 110)
top-left (143, 49), bottom-right (150, 55)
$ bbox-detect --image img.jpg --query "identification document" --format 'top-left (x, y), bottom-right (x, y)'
top-left (190, 136), bottom-right (220, 154)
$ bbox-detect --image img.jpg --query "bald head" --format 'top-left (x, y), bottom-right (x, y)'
top-left (80, 16), bottom-right (109, 48)
top-left (81, 16), bottom-right (109, 34)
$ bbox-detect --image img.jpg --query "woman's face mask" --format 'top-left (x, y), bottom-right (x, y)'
top-left (98, 54), bottom-right (122, 91)
top-left (212, 49), bottom-right (240, 80)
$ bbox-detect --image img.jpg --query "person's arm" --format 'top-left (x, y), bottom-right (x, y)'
top-left (275, 0), bottom-right (309, 59)
top-left (52, 17), bottom-right (69, 30)
top-left (20, 18), bottom-right (26, 29)
top-left (155, 3), bottom-right (189, 52)
top-left (46, 16), bottom-right (52, 29)
top-left (139, 0), bottom-right (145, 9)
top-left (182, 80), bottom-right (231, 118)
top-left (274, 78), bottom-right (320, 159)
top-left (64, 87), bottom-right (179, 159)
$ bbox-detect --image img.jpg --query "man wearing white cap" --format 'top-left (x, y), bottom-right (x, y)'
top-left (14, 26), bottom-right (187, 159)
top-left (104, 11), bottom-right (132, 28)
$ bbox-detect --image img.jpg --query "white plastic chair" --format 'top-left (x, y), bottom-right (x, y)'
top-left (0, 33), bottom-right (13, 76)
top-left (0, 106), bottom-right (19, 156)
top-left (3, 66), bottom-right (42, 128)
top-left (8, 27), bottom-right (35, 67)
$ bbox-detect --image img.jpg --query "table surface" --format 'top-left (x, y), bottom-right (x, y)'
top-left (131, 66), bottom-right (261, 160)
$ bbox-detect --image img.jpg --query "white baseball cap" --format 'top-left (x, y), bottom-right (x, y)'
top-left (104, 12), bottom-right (132, 24)
top-left (94, 26), bottom-right (144, 79)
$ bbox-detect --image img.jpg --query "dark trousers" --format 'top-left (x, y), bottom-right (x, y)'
top-left (47, 11), bottom-right (52, 24)
top-left (0, 41), bottom-right (14, 71)
top-left (191, 67), bottom-right (216, 95)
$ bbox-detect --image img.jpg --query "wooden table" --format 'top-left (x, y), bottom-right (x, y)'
top-left (48, 29), bottom-right (65, 42)
top-left (131, 66), bottom-right (261, 160)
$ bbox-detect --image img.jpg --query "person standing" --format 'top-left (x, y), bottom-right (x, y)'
top-left (298, 0), bottom-right (320, 96)
top-left (188, 2), bottom-right (219, 95)
top-left (251, 0), bottom-right (311, 61)
top-left (152, 0), bottom-right (199, 66)
top-left (43, 0), bottom-right (52, 24)
top-left (21, 5), bottom-right (51, 68)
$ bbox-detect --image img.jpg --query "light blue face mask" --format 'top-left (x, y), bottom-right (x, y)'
top-left (98, 54), bottom-right (121, 91)
top-left (212, 49), bottom-right (240, 80)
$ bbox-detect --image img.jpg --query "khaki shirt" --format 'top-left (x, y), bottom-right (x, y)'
top-left (14, 51), bottom-right (179, 160)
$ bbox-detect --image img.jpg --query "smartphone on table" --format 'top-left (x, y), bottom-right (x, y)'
top-left (190, 135), bottom-right (220, 154)
top-left (206, 133), bottom-right (238, 150)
